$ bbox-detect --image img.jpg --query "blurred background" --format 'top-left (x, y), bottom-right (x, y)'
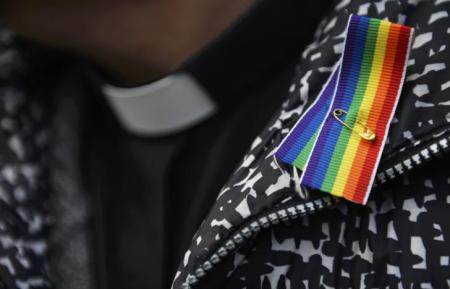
top-left (0, 1), bottom-right (327, 289)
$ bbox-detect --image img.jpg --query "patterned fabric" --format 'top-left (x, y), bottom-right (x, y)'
top-left (172, 0), bottom-right (450, 288)
top-left (0, 29), bottom-right (52, 288)
top-left (224, 156), bottom-right (450, 289)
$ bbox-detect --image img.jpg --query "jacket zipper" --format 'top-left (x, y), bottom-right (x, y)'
top-left (374, 134), bottom-right (450, 184)
top-left (180, 133), bottom-right (450, 289)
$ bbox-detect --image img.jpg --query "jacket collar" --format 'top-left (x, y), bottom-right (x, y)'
top-left (171, 0), bottom-right (335, 287)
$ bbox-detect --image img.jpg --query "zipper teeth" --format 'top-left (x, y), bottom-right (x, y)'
top-left (181, 195), bottom-right (339, 289)
top-left (181, 133), bottom-right (450, 289)
top-left (374, 134), bottom-right (450, 185)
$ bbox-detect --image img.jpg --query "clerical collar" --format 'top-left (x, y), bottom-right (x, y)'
top-left (102, 0), bottom-right (330, 137)
top-left (102, 74), bottom-right (216, 136)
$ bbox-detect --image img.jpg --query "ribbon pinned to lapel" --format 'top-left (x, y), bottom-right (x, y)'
top-left (275, 15), bottom-right (413, 205)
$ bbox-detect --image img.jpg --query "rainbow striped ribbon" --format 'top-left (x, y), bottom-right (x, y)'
top-left (275, 15), bottom-right (413, 204)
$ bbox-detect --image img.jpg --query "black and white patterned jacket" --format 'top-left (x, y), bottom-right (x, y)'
top-left (171, 1), bottom-right (450, 288)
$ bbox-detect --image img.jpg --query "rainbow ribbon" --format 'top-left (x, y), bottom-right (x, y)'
top-left (275, 15), bottom-right (413, 204)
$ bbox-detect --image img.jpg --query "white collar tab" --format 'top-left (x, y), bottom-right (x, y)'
top-left (103, 73), bottom-right (216, 137)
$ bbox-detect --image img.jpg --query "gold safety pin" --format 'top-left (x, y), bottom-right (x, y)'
top-left (332, 109), bottom-right (376, 141)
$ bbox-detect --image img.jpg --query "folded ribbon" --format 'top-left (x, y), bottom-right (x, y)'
top-left (276, 15), bottom-right (413, 204)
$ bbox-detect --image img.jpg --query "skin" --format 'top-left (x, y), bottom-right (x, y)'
top-left (0, 0), bottom-right (253, 83)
